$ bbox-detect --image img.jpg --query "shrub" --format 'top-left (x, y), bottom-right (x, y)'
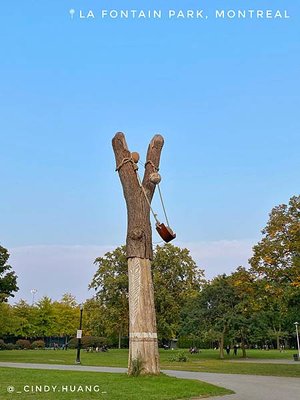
top-left (0, 339), bottom-right (7, 350)
top-left (31, 340), bottom-right (45, 349)
top-left (68, 336), bottom-right (109, 349)
top-left (16, 339), bottom-right (31, 349)
top-left (169, 350), bottom-right (189, 362)
top-left (5, 343), bottom-right (16, 350)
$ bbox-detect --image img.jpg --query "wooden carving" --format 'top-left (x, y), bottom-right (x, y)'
top-left (112, 132), bottom-right (163, 375)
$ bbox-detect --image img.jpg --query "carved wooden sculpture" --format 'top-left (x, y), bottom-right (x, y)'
top-left (112, 132), bottom-right (163, 375)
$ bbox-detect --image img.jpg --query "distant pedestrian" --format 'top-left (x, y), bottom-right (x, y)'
top-left (233, 344), bottom-right (238, 356)
top-left (226, 345), bottom-right (230, 355)
top-left (280, 344), bottom-right (285, 353)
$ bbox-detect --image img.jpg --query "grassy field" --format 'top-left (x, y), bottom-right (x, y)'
top-left (1, 348), bottom-right (300, 377)
top-left (0, 368), bottom-right (232, 400)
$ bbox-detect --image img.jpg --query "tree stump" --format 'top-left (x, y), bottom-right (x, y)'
top-left (112, 132), bottom-right (163, 375)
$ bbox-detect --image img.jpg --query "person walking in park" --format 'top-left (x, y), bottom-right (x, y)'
top-left (233, 344), bottom-right (238, 356)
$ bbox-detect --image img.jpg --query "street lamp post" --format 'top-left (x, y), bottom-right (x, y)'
top-left (30, 289), bottom-right (37, 305)
top-left (294, 322), bottom-right (300, 358)
top-left (75, 304), bottom-right (84, 364)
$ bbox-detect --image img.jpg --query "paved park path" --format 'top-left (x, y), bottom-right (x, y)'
top-left (165, 369), bottom-right (300, 400)
top-left (0, 362), bottom-right (299, 400)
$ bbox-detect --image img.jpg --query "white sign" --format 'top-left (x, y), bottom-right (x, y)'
top-left (76, 330), bottom-right (82, 339)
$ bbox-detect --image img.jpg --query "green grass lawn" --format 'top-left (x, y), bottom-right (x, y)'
top-left (163, 359), bottom-right (300, 377)
top-left (0, 368), bottom-right (232, 400)
top-left (1, 349), bottom-right (300, 377)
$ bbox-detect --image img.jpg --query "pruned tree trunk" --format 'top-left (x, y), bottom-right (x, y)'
top-left (118, 331), bottom-right (121, 350)
top-left (219, 326), bottom-right (227, 359)
top-left (128, 257), bottom-right (159, 374)
top-left (241, 337), bottom-right (247, 358)
top-left (112, 132), bottom-right (163, 375)
top-left (276, 331), bottom-right (281, 350)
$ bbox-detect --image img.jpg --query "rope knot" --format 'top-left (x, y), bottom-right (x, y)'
top-left (116, 157), bottom-right (138, 172)
top-left (145, 160), bottom-right (159, 171)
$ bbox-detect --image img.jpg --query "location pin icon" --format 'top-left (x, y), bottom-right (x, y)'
top-left (69, 9), bottom-right (75, 19)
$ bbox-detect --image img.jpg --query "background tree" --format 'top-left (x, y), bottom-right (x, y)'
top-left (152, 244), bottom-right (204, 340)
top-left (183, 274), bottom-right (239, 359)
top-left (90, 246), bottom-right (129, 349)
top-left (250, 195), bottom-right (300, 286)
top-left (34, 296), bottom-right (56, 338)
top-left (0, 245), bottom-right (18, 302)
top-left (83, 297), bottom-right (109, 338)
top-left (0, 302), bottom-right (17, 337)
top-left (52, 294), bottom-right (78, 345)
top-left (13, 299), bottom-right (37, 338)
top-left (90, 244), bottom-right (203, 345)
top-left (249, 195), bottom-right (300, 348)
top-left (228, 267), bottom-right (260, 357)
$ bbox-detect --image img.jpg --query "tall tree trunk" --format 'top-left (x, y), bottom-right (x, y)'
top-left (118, 330), bottom-right (121, 350)
top-left (274, 326), bottom-right (281, 350)
top-left (112, 132), bottom-right (164, 375)
top-left (128, 257), bottom-right (159, 374)
top-left (219, 331), bottom-right (225, 359)
top-left (276, 332), bottom-right (280, 350)
top-left (241, 336), bottom-right (247, 358)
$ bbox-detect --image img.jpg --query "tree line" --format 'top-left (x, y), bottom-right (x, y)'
top-left (0, 195), bottom-right (299, 357)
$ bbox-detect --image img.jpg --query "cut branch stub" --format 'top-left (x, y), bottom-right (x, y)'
top-left (112, 132), bottom-right (164, 260)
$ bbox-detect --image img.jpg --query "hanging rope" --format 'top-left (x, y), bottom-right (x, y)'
top-left (139, 158), bottom-right (171, 228)
top-left (145, 160), bottom-right (159, 171)
top-left (157, 183), bottom-right (170, 228)
top-left (116, 155), bottom-right (172, 230)
top-left (135, 171), bottom-right (161, 225)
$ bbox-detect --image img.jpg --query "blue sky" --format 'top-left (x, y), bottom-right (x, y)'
top-left (1, 1), bottom-right (299, 303)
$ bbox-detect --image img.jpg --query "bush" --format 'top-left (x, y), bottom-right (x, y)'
top-left (68, 336), bottom-right (109, 349)
top-left (31, 340), bottom-right (45, 349)
top-left (169, 351), bottom-right (189, 362)
top-left (16, 339), bottom-right (31, 349)
top-left (67, 338), bottom-right (77, 349)
top-left (5, 343), bottom-right (16, 350)
top-left (0, 339), bottom-right (7, 350)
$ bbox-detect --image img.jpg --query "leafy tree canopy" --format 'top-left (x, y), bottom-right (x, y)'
top-left (90, 244), bottom-right (204, 340)
top-left (0, 245), bottom-right (18, 302)
top-left (249, 195), bottom-right (300, 286)
top-left (90, 246), bottom-right (128, 344)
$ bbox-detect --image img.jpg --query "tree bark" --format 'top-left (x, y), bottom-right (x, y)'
top-left (128, 257), bottom-right (159, 374)
top-left (118, 331), bottom-right (121, 350)
top-left (241, 337), bottom-right (247, 358)
top-left (276, 332), bottom-right (280, 350)
top-left (112, 132), bottom-right (163, 375)
top-left (219, 331), bottom-right (225, 359)
top-left (112, 132), bottom-right (164, 260)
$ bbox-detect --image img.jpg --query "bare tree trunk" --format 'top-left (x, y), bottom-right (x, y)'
top-left (118, 331), bottom-right (121, 350)
top-left (128, 258), bottom-right (159, 374)
top-left (112, 132), bottom-right (164, 375)
top-left (219, 331), bottom-right (225, 359)
top-left (273, 326), bottom-right (281, 350)
top-left (241, 337), bottom-right (247, 358)
top-left (276, 333), bottom-right (280, 350)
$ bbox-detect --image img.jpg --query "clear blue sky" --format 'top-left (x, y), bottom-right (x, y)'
top-left (1, 1), bottom-right (299, 302)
